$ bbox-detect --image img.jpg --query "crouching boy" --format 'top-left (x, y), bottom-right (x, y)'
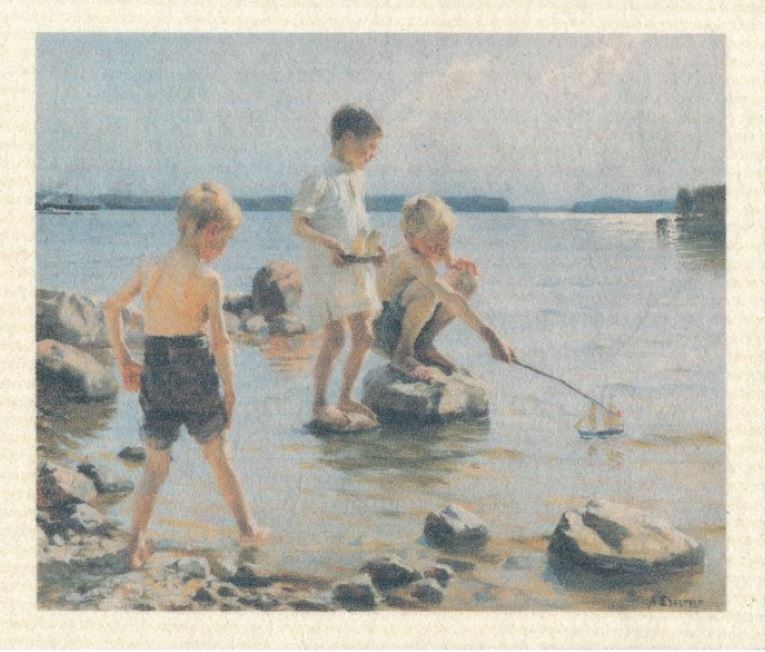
top-left (374, 194), bottom-right (516, 382)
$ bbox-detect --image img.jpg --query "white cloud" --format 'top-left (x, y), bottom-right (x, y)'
top-left (541, 37), bottom-right (644, 96)
top-left (389, 55), bottom-right (494, 133)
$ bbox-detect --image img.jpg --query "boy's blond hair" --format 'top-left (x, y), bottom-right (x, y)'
top-left (401, 194), bottom-right (456, 247)
top-left (176, 181), bottom-right (243, 235)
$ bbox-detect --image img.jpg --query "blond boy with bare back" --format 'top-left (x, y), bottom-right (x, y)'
top-left (375, 194), bottom-right (516, 381)
top-left (104, 182), bottom-right (266, 570)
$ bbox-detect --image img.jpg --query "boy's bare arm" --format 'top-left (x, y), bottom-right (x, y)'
top-left (292, 213), bottom-right (348, 266)
top-left (104, 266), bottom-right (143, 390)
top-left (414, 260), bottom-right (515, 363)
top-left (206, 274), bottom-right (236, 424)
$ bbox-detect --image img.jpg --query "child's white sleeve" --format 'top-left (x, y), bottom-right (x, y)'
top-left (292, 172), bottom-right (327, 216)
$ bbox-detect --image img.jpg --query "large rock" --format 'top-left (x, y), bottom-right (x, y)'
top-left (251, 261), bottom-right (302, 320)
top-left (424, 504), bottom-right (489, 550)
top-left (37, 339), bottom-right (119, 401)
top-left (36, 289), bottom-right (110, 347)
top-left (548, 498), bottom-right (704, 578)
top-left (361, 365), bottom-right (488, 423)
top-left (37, 462), bottom-right (97, 509)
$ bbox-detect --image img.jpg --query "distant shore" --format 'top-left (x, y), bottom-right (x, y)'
top-left (36, 192), bottom-right (681, 215)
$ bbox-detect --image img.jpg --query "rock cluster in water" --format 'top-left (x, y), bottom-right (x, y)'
top-left (361, 365), bottom-right (489, 422)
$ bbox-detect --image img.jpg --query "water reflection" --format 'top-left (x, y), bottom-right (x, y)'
top-left (37, 389), bottom-right (117, 460)
top-left (314, 418), bottom-right (491, 489)
top-left (656, 215), bottom-right (725, 269)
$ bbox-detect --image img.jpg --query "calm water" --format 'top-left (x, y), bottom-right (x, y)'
top-left (37, 210), bottom-right (725, 610)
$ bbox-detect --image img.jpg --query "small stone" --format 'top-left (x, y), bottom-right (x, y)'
top-left (230, 563), bottom-right (274, 588)
top-left (117, 446), bottom-right (145, 463)
top-left (239, 594), bottom-right (280, 610)
top-left (423, 564), bottom-right (454, 587)
top-left (193, 587), bottom-right (216, 604)
top-left (67, 503), bottom-right (115, 535)
top-left (360, 556), bottom-right (422, 589)
top-left (216, 584), bottom-right (242, 599)
top-left (424, 504), bottom-right (489, 550)
top-left (410, 579), bottom-right (444, 605)
top-left (37, 461), bottom-right (97, 509)
top-left (166, 557), bottom-right (210, 581)
top-left (52, 534), bottom-right (65, 546)
top-left (332, 575), bottom-right (377, 611)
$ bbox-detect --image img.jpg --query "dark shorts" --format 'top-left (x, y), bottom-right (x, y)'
top-left (373, 283), bottom-right (439, 358)
top-left (139, 335), bottom-right (227, 450)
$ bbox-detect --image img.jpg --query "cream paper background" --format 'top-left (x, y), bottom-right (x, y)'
top-left (1, 1), bottom-right (763, 648)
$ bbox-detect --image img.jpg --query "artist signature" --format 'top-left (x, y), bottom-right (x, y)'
top-left (644, 594), bottom-right (705, 608)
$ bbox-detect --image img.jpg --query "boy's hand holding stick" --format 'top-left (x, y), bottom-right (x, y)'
top-left (482, 326), bottom-right (517, 364)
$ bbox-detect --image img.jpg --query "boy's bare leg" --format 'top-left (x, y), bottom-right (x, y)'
top-left (313, 320), bottom-right (349, 425)
top-left (127, 446), bottom-right (171, 570)
top-left (338, 311), bottom-right (377, 422)
top-left (201, 434), bottom-right (268, 543)
top-left (414, 268), bottom-right (478, 373)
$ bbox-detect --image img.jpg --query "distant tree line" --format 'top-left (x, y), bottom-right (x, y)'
top-left (36, 191), bottom-right (511, 213)
top-left (674, 185), bottom-right (725, 220)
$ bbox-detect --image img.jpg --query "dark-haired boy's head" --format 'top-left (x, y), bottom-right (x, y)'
top-left (330, 104), bottom-right (383, 143)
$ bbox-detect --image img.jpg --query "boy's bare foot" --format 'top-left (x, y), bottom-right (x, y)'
top-left (406, 364), bottom-right (442, 384)
top-left (313, 405), bottom-right (351, 428)
top-left (127, 535), bottom-right (153, 571)
top-left (337, 398), bottom-right (378, 424)
top-left (239, 526), bottom-right (271, 549)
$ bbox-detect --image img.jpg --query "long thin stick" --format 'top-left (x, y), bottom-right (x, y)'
top-left (514, 360), bottom-right (616, 414)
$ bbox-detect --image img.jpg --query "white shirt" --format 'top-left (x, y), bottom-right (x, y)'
top-left (293, 157), bottom-right (380, 329)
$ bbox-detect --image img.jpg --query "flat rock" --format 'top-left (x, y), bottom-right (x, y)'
top-left (37, 339), bottom-right (119, 401)
top-left (332, 575), bottom-right (377, 611)
top-left (361, 365), bottom-right (488, 423)
top-left (251, 261), bottom-right (302, 320)
top-left (548, 497), bottom-right (704, 578)
top-left (360, 556), bottom-right (422, 589)
top-left (424, 504), bottom-right (489, 550)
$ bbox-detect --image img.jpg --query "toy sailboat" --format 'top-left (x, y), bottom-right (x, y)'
top-left (575, 400), bottom-right (624, 439)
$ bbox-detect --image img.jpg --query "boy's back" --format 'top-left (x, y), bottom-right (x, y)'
top-left (141, 248), bottom-right (220, 337)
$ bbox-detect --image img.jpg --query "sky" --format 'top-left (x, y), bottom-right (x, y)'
top-left (36, 33), bottom-right (724, 205)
